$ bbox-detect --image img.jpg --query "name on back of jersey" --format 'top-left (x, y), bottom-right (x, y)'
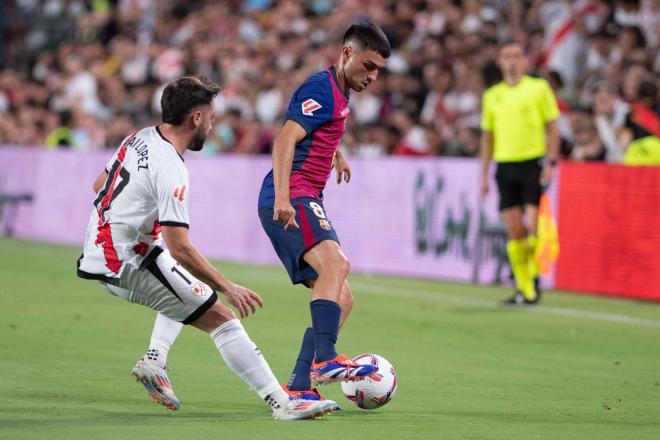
top-left (124, 135), bottom-right (150, 171)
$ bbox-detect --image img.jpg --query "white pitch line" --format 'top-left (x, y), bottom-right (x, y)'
top-left (225, 265), bottom-right (660, 329)
top-left (349, 281), bottom-right (660, 329)
top-left (528, 305), bottom-right (660, 328)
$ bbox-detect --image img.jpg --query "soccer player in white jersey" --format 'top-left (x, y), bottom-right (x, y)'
top-left (77, 76), bottom-right (338, 420)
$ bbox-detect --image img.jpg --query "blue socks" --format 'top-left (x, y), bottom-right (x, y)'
top-left (287, 327), bottom-right (315, 391)
top-left (286, 300), bottom-right (341, 391)
top-left (310, 299), bottom-right (340, 363)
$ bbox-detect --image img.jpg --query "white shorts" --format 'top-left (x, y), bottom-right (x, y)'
top-left (100, 247), bottom-right (217, 324)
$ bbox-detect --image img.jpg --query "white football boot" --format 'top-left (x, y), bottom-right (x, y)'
top-left (131, 357), bottom-right (180, 410)
top-left (271, 398), bottom-right (339, 420)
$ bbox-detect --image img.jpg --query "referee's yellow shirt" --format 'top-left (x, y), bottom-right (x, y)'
top-left (481, 75), bottom-right (559, 162)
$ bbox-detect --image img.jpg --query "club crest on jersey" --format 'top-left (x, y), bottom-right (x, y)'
top-left (302, 99), bottom-right (322, 116)
top-left (319, 220), bottom-right (332, 231)
top-left (173, 185), bottom-right (186, 202)
top-left (191, 282), bottom-right (209, 297)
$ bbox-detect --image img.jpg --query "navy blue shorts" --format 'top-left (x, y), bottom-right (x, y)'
top-left (258, 197), bottom-right (340, 285)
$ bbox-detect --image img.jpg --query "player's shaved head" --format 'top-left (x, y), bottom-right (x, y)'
top-left (343, 21), bottom-right (391, 58)
top-left (161, 76), bottom-right (220, 125)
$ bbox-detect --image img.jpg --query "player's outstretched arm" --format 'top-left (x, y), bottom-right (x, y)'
top-left (333, 148), bottom-right (351, 184)
top-left (272, 120), bottom-right (306, 230)
top-left (161, 225), bottom-right (264, 318)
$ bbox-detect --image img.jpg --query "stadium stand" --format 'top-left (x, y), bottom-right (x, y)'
top-left (0, 0), bottom-right (658, 161)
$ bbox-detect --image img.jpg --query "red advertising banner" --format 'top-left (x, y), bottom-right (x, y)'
top-left (556, 162), bottom-right (660, 300)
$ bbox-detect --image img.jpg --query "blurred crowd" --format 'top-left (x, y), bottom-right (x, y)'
top-left (0, 0), bottom-right (658, 161)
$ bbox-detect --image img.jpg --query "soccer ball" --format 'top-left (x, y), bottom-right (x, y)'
top-left (340, 354), bottom-right (397, 409)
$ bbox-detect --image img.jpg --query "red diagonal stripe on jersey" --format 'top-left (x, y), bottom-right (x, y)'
top-left (150, 221), bottom-right (162, 240)
top-left (133, 242), bottom-right (149, 256)
top-left (98, 145), bottom-right (128, 219)
top-left (178, 185), bottom-right (186, 201)
top-left (95, 144), bottom-right (128, 273)
top-left (117, 143), bottom-right (128, 161)
top-left (95, 222), bottom-right (122, 273)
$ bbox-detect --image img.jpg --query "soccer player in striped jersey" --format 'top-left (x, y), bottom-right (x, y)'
top-left (257, 22), bottom-right (390, 397)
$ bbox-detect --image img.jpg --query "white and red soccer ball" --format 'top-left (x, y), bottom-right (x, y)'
top-left (340, 354), bottom-right (397, 410)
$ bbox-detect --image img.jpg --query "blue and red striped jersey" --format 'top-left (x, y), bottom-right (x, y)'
top-left (259, 66), bottom-right (350, 207)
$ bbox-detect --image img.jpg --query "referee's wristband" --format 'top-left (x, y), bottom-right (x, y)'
top-left (543, 158), bottom-right (558, 167)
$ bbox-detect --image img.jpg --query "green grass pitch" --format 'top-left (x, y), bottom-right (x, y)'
top-left (1, 238), bottom-right (659, 439)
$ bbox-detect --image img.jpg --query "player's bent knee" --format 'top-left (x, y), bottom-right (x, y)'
top-left (319, 256), bottom-right (350, 280)
top-left (191, 302), bottom-right (236, 333)
top-left (336, 256), bottom-right (351, 278)
top-left (341, 280), bottom-right (353, 298)
top-left (313, 253), bottom-right (350, 279)
top-left (341, 290), bottom-right (354, 312)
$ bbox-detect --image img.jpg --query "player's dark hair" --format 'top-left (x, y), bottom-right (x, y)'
top-left (161, 76), bottom-right (220, 125)
top-left (343, 21), bottom-right (391, 58)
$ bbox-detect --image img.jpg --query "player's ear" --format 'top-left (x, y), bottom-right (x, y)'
top-left (190, 110), bottom-right (202, 128)
top-left (343, 44), bottom-right (353, 60)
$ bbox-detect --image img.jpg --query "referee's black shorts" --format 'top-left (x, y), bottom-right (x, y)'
top-left (495, 157), bottom-right (543, 211)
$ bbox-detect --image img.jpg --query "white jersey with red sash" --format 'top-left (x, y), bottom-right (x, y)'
top-left (78, 126), bottom-right (189, 284)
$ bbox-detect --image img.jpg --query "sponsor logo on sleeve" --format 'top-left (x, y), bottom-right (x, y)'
top-left (173, 185), bottom-right (186, 202)
top-left (302, 99), bottom-right (322, 116)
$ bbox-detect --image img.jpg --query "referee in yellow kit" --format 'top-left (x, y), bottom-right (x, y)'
top-left (480, 40), bottom-right (560, 305)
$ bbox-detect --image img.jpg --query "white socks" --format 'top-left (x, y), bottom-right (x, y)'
top-left (146, 313), bottom-right (183, 368)
top-left (146, 315), bottom-right (289, 409)
top-left (210, 319), bottom-right (289, 409)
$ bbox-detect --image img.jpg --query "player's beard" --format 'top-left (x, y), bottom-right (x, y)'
top-left (188, 126), bottom-right (207, 151)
